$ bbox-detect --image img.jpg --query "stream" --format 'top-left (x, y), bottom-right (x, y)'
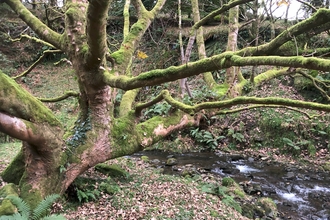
top-left (132, 151), bottom-right (330, 220)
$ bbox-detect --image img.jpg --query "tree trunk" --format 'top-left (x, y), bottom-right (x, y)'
top-left (225, 4), bottom-right (242, 98)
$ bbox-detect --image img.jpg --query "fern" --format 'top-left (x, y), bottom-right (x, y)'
top-left (32, 194), bottom-right (60, 220)
top-left (0, 213), bottom-right (26, 220)
top-left (0, 194), bottom-right (66, 220)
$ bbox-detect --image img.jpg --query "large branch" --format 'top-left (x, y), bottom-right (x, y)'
top-left (85, 0), bottom-right (111, 69)
top-left (0, 72), bottom-right (61, 126)
top-left (104, 52), bottom-right (330, 90)
top-left (0, 112), bottom-right (49, 145)
top-left (5, 0), bottom-right (62, 49)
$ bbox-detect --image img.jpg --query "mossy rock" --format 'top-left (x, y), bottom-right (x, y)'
top-left (222, 177), bottom-right (235, 187)
top-left (166, 158), bottom-right (177, 166)
top-left (0, 184), bottom-right (19, 215)
top-left (95, 163), bottom-right (128, 178)
top-left (322, 162), bottom-right (330, 171)
top-left (258, 197), bottom-right (278, 218)
top-left (141, 156), bottom-right (150, 163)
top-left (241, 202), bottom-right (265, 219)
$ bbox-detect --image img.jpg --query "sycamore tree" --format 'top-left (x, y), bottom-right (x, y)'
top-left (1, 0), bottom-right (330, 207)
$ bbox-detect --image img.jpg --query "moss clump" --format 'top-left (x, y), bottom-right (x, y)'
top-left (233, 188), bottom-right (245, 198)
top-left (241, 203), bottom-right (265, 219)
top-left (19, 182), bottom-right (42, 210)
top-left (322, 162), bottom-right (330, 171)
top-left (0, 183), bottom-right (19, 215)
top-left (222, 177), bottom-right (235, 187)
top-left (0, 199), bottom-right (16, 216)
top-left (111, 50), bottom-right (125, 65)
top-left (141, 156), bottom-right (150, 163)
top-left (95, 163), bottom-right (128, 178)
top-left (258, 197), bottom-right (278, 218)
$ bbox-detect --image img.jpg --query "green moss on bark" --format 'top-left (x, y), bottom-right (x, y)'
top-left (19, 179), bottom-right (42, 210)
top-left (1, 150), bottom-right (25, 185)
top-left (111, 113), bottom-right (141, 158)
top-left (0, 72), bottom-right (61, 126)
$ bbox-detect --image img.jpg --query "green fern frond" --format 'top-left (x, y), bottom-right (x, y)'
top-left (5, 195), bottom-right (30, 219)
top-left (41, 214), bottom-right (66, 220)
top-left (0, 213), bottom-right (26, 220)
top-left (32, 194), bottom-right (60, 220)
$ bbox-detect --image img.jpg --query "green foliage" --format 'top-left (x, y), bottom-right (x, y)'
top-left (66, 113), bottom-right (92, 148)
top-left (222, 177), bottom-right (235, 187)
top-left (190, 128), bottom-right (224, 150)
top-left (227, 128), bottom-right (245, 143)
top-left (143, 102), bottom-right (172, 119)
top-left (76, 188), bottom-right (100, 203)
top-left (0, 194), bottom-right (65, 220)
top-left (200, 183), bottom-right (241, 213)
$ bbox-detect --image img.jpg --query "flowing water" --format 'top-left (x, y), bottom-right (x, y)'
top-left (132, 151), bottom-right (330, 219)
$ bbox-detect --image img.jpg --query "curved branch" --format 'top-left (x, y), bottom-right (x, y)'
top-left (11, 34), bottom-right (56, 48)
top-left (193, 96), bottom-right (330, 112)
top-left (0, 72), bottom-right (61, 126)
top-left (138, 88), bottom-right (330, 118)
top-left (135, 91), bottom-right (166, 116)
top-left (239, 8), bottom-right (330, 56)
top-left (13, 50), bottom-right (62, 79)
top-left (216, 104), bottom-right (315, 119)
top-left (296, 70), bottom-right (330, 101)
top-left (0, 112), bottom-right (51, 145)
top-left (5, 0), bottom-right (61, 48)
top-left (119, 89), bottom-right (140, 117)
top-left (38, 91), bottom-right (79, 102)
top-left (192, 0), bottom-right (254, 30)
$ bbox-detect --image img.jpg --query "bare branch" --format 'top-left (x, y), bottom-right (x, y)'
top-left (38, 91), bottom-right (80, 102)
top-left (295, 70), bottom-right (330, 101)
top-left (13, 50), bottom-right (62, 79)
top-left (10, 34), bottom-right (56, 49)
top-left (193, 0), bottom-right (254, 30)
top-left (296, 0), bottom-right (317, 13)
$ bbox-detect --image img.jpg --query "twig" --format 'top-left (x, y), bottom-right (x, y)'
top-left (12, 50), bottom-right (62, 79)
top-left (38, 91), bottom-right (79, 102)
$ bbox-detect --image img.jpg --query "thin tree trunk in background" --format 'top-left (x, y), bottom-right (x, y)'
top-left (225, 4), bottom-right (241, 98)
top-left (178, 0), bottom-right (192, 98)
top-left (251, 0), bottom-right (260, 84)
top-left (191, 0), bottom-right (216, 88)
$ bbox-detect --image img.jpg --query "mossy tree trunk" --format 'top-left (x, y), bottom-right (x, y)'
top-left (1, 0), bottom-right (330, 208)
top-left (225, 4), bottom-right (243, 98)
